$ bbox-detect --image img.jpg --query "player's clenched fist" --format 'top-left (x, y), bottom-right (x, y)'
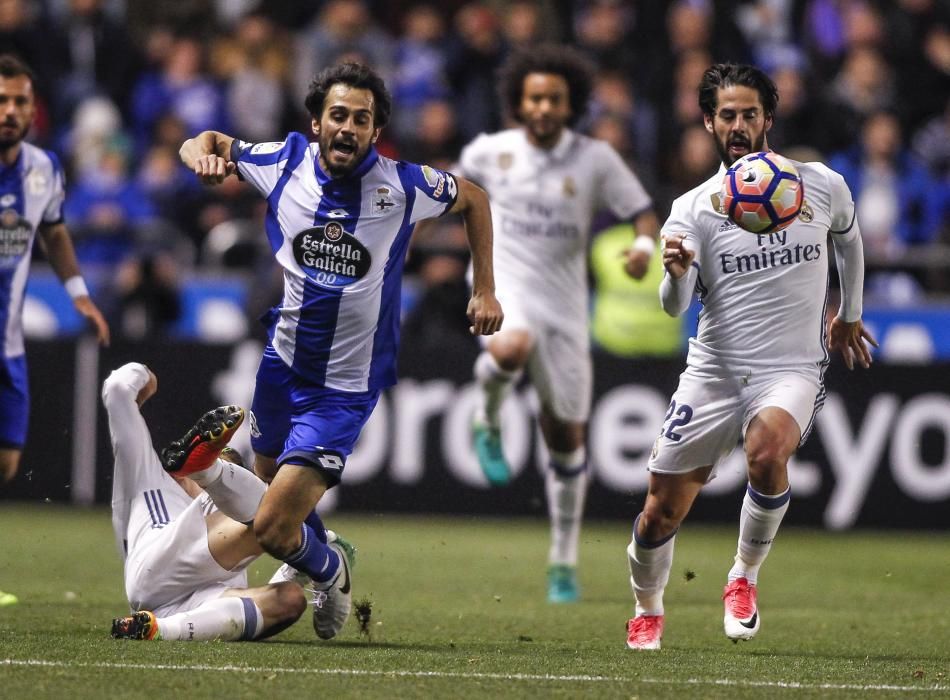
top-left (194, 155), bottom-right (236, 185)
top-left (467, 293), bottom-right (504, 336)
top-left (662, 234), bottom-right (695, 279)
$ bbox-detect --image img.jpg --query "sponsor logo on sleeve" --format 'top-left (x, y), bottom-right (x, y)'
top-left (250, 142), bottom-right (283, 155)
top-left (421, 164), bottom-right (446, 197)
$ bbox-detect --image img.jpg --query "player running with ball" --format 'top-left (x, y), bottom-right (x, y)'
top-left (624, 63), bottom-right (877, 650)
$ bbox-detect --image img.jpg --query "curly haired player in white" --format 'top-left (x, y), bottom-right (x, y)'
top-left (104, 362), bottom-right (306, 642)
top-left (457, 45), bottom-right (659, 604)
top-left (624, 63), bottom-right (877, 650)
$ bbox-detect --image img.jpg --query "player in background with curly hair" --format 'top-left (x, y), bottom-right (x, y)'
top-left (457, 45), bottom-right (659, 603)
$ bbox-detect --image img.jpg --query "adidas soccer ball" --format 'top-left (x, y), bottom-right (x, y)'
top-left (720, 152), bottom-right (804, 234)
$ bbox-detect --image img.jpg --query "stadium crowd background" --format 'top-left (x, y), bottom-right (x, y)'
top-left (8, 0), bottom-right (950, 352)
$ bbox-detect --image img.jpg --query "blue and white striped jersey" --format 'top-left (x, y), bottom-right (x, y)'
top-left (0, 143), bottom-right (66, 359)
top-left (233, 133), bottom-right (458, 392)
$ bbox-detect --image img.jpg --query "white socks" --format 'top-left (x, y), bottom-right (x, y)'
top-left (189, 458), bottom-right (266, 524)
top-left (728, 485), bottom-right (790, 585)
top-left (627, 517), bottom-right (676, 616)
top-left (545, 448), bottom-right (588, 567)
top-left (156, 596), bottom-right (262, 641)
top-left (474, 352), bottom-right (521, 427)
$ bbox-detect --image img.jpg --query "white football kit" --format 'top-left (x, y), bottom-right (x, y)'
top-left (649, 160), bottom-right (863, 476)
top-left (458, 128), bottom-right (653, 421)
top-left (103, 364), bottom-right (248, 617)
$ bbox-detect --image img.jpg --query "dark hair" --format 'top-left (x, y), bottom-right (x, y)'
top-left (304, 62), bottom-right (392, 128)
top-left (698, 63), bottom-right (779, 119)
top-left (0, 54), bottom-right (35, 84)
top-left (499, 44), bottom-right (595, 127)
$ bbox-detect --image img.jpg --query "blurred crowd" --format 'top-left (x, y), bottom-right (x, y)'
top-left (6, 0), bottom-right (949, 343)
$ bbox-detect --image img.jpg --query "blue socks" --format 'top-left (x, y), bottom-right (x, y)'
top-left (284, 522), bottom-right (339, 583)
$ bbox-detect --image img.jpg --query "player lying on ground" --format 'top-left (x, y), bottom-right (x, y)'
top-left (104, 362), bottom-right (327, 641)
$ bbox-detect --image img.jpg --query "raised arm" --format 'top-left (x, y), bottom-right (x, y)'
top-left (447, 176), bottom-right (503, 336)
top-left (179, 130), bottom-right (237, 185)
top-left (658, 234), bottom-right (698, 317)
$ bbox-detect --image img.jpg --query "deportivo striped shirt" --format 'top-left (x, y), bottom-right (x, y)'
top-left (0, 143), bottom-right (66, 358)
top-left (232, 133), bottom-right (458, 391)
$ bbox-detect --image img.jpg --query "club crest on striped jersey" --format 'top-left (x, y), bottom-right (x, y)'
top-left (293, 223), bottom-right (372, 288)
top-left (0, 208), bottom-right (31, 267)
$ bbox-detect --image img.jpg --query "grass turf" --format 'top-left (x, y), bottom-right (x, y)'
top-left (0, 503), bottom-right (948, 699)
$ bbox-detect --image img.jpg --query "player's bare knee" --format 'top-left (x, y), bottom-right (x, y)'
top-left (268, 581), bottom-right (307, 621)
top-left (282, 582), bottom-right (308, 620)
top-left (489, 331), bottom-right (533, 370)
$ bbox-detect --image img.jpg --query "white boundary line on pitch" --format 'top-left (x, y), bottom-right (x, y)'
top-left (2, 658), bottom-right (948, 692)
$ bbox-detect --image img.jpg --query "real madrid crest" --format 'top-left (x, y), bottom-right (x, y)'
top-left (498, 153), bottom-right (513, 170)
top-left (563, 176), bottom-right (576, 197)
top-left (799, 201), bottom-right (814, 223)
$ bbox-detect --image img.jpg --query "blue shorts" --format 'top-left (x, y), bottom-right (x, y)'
top-left (0, 354), bottom-right (29, 448)
top-left (249, 345), bottom-right (379, 488)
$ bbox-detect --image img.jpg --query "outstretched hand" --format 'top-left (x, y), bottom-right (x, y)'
top-left (467, 292), bottom-right (504, 336)
top-left (826, 317), bottom-right (877, 369)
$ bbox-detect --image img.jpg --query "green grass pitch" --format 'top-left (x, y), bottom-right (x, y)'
top-left (0, 504), bottom-right (947, 699)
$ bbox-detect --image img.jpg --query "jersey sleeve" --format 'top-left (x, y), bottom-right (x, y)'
top-left (596, 142), bottom-right (653, 220)
top-left (231, 132), bottom-right (309, 198)
top-left (826, 167), bottom-right (857, 235)
top-left (660, 194), bottom-right (702, 268)
top-left (400, 162), bottom-right (459, 224)
top-left (42, 151), bottom-right (66, 224)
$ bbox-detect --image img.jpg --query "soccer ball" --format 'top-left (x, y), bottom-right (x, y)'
top-left (720, 152), bottom-right (804, 234)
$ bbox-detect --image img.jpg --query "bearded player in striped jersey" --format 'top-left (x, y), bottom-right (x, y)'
top-left (180, 62), bottom-right (502, 639)
top-left (625, 64), bottom-right (877, 650)
top-left (0, 54), bottom-right (110, 608)
top-left (457, 45), bottom-right (660, 603)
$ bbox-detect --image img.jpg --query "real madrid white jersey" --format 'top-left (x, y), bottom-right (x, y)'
top-left (0, 143), bottom-right (66, 358)
top-left (663, 160), bottom-right (858, 376)
top-left (233, 133), bottom-right (457, 392)
top-left (458, 128), bottom-right (652, 327)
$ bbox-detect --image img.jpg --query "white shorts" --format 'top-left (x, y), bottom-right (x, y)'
top-left (104, 365), bottom-right (247, 617)
top-left (490, 296), bottom-right (592, 423)
top-left (124, 494), bottom-right (247, 617)
top-left (647, 366), bottom-right (823, 478)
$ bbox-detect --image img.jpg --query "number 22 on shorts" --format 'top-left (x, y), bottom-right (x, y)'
top-left (662, 400), bottom-right (693, 441)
